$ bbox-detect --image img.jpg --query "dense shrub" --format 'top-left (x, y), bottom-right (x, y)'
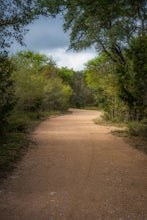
top-left (0, 55), bottom-right (15, 134)
top-left (128, 120), bottom-right (147, 138)
top-left (6, 111), bottom-right (30, 132)
top-left (42, 78), bottom-right (72, 111)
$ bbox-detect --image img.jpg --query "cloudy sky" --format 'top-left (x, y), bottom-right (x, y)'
top-left (10, 16), bottom-right (97, 71)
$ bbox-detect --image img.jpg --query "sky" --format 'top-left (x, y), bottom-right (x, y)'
top-left (10, 16), bottom-right (97, 71)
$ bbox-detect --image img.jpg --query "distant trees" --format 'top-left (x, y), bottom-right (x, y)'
top-left (42, 77), bottom-right (72, 111)
top-left (58, 67), bottom-right (95, 108)
top-left (69, 71), bottom-right (94, 108)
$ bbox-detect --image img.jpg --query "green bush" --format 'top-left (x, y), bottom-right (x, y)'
top-left (6, 111), bottom-right (30, 132)
top-left (128, 120), bottom-right (147, 138)
top-left (25, 111), bottom-right (42, 120)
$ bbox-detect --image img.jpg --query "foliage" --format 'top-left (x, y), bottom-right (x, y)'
top-left (128, 120), bottom-right (147, 138)
top-left (0, 0), bottom-right (55, 52)
top-left (47, 1), bottom-right (147, 62)
top-left (85, 34), bottom-right (147, 121)
top-left (116, 35), bottom-right (147, 120)
top-left (58, 68), bottom-right (95, 108)
top-left (13, 51), bottom-right (50, 71)
top-left (58, 67), bottom-right (74, 84)
top-left (12, 67), bottom-right (45, 111)
top-left (6, 110), bottom-right (30, 132)
top-left (0, 55), bottom-right (15, 134)
top-left (69, 71), bottom-right (94, 108)
top-left (12, 51), bottom-right (72, 112)
top-left (85, 53), bottom-right (127, 121)
top-left (42, 77), bottom-right (72, 111)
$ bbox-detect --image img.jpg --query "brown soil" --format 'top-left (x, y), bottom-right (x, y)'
top-left (0, 109), bottom-right (146, 220)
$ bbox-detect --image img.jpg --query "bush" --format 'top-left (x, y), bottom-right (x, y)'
top-left (6, 111), bottom-right (30, 132)
top-left (128, 120), bottom-right (147, 138)
top-left (102, 112), bottom-right (112, 121)
top-left (42, 78), bottom-right (72, 111)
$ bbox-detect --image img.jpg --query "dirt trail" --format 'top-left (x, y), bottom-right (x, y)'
top-left (0, 109), bottom-right (147, 220)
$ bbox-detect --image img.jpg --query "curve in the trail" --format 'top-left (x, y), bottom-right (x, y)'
top-left (0, 109), bottom-right (147, 220)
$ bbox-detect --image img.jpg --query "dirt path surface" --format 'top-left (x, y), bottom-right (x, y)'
top-left (0, 109), bottom-right (147, 220)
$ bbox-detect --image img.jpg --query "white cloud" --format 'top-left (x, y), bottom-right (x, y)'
top-left (41, 48), bottom-right (97, 71)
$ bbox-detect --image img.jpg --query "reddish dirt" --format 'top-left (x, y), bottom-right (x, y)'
top-left (0, 109), bottom-right (147, 220)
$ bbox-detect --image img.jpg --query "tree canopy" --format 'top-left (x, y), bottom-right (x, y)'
top-left (45, 0), bottom-right (147, 64)
top-left (0, 0), bottom-right (56, 52)
top-left (1, 0), bottom-right (146, 58)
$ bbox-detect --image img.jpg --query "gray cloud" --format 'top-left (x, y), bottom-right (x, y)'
top-left (24, 16), bottom-right (70, 51)
top-left (10, 16), bottom-right (70, 53)
top-left (10, 16), bottom-right (97, 70)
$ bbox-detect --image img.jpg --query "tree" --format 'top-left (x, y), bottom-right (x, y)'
top-left (46, 0), bottom-right (146, 64)
top-left (12, 51), bottom-right (52, 71)
top-left (12, 67), bottom-right (45, 111)
top-left (85, 53), bottom-right (126, 120)
top-left (57, 67), bottom-right (74, 84)
top-left (69, 71), bottom-right (94, 108)
top-left (0, 0), bottom-right (57, 52)
top-left (42, 78), bottom-right (72, 111)
top-left (116, 35), bottom-right (147, 120)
